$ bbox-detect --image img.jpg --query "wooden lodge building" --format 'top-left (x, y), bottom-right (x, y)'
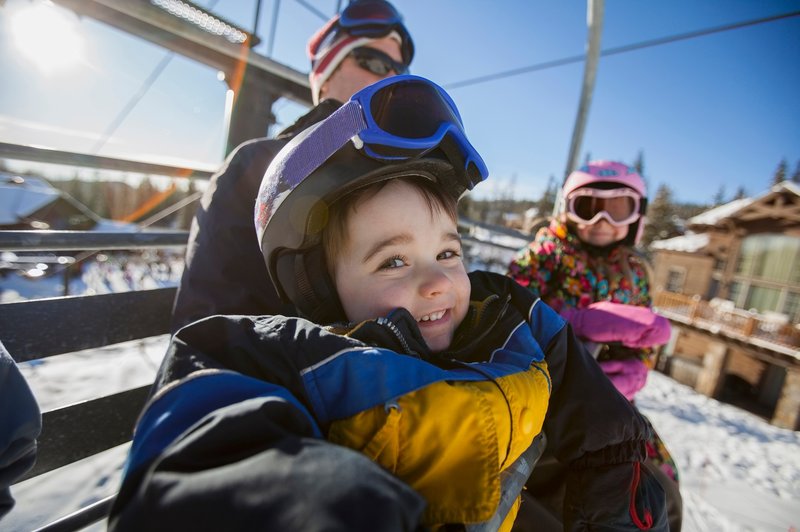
top-left (649, 181), bottom-right (800, 429)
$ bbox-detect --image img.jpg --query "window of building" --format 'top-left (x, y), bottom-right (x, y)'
top-left (735, 234), bottom-right (800, 284)
top-left (732, 234), bottom-right (800, 319)
top-left (784, 292), bottom-right (800, 323)
top-left (666, 267), bottom-right (686, 293)
top-left (706, 278), bottom-right (720, 300)
top-left (745, 285), bottom-right (781, 313)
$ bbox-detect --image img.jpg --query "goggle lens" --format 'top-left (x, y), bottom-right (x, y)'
top-left (573, 195), bottom-right (635, 222)
top-left (566, 188), bottom-right (641, 226)
top-left (368, 81), bottom-right (460, 139)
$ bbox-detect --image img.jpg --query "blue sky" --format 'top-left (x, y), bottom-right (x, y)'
top-left (0, 0), bottom-right (798, 204)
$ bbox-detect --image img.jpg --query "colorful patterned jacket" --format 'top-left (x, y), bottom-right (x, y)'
top-left (508, 220), bottom-right (654, 363)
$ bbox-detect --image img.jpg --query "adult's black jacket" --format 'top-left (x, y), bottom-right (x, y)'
top-left (171, 100), bottom-right (341, 332)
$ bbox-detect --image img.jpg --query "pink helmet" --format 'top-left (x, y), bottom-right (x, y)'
top-left (560, 160), bottom-right (648, 246)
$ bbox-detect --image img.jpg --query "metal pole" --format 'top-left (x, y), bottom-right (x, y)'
top-left (267, 0), bottom-right (281, 57)
top-left (563, 0), bottom-right (605, 181)
top-left (252, 0), bottom-right (263, 48)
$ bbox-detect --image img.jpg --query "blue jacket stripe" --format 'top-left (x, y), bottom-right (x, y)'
top-left (302, 347), bottom-right (539, 423)
top-left (528, 299), bottom-right (566, 349)
top-left (124, 371), bottom-right (321, 478)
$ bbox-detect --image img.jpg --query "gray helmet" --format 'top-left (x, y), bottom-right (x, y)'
top-left (255, 123), bottom-right (482, 324)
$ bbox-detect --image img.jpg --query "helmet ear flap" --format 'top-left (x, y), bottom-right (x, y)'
top-left (275, 246), bottom-right (346, 324)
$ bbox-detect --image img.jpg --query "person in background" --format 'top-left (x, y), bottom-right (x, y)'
top-left (507, 160), bottom-right (683, 531)
top-left (108, 77), bottom-right (667, 531)
top-left (170, 0), bottom-right (414, 332)
top-left (0, 341), bottom-right (41, 521)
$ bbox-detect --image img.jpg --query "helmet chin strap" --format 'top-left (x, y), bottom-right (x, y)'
top-left (288, 246), bottom-right (347, 324)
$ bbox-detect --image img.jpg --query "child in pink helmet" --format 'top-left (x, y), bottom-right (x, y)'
top-left (508, 160), bottom-right (683, 531)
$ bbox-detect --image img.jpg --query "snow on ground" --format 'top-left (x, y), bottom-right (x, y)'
top-left (637, 372), bottom-right (800, 531)
top-left (3, 241), bottom-right (799, 531)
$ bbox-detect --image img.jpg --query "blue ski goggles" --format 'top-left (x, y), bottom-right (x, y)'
top-left (278, 75), bottom-right (488, 190)
top-left (330, 0), bottom-right (414, 63)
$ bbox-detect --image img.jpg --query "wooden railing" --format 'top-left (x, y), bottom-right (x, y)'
top-left (653, 291), bottom-right (800, 354)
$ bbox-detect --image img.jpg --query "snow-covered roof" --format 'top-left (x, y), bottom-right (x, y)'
top-left (688, 181), bottom-right (800, 227)
top-left (650, 231), bottom-right (709, 252)
top-left (688, 197), bottom-right (752, 226)
top-left (0, 174), bottom-right (61, 225)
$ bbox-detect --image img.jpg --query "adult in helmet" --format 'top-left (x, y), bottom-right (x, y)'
top-left (508, 160), bottom-right (683, 531)
top-left (171, 0), bottom-right (415, 333)
top-left (112, 77), bottom-right (668, 531)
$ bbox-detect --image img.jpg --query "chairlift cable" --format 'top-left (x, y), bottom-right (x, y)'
top-left (294, 0), bottom-right (328, 21)
top-left (444, 10), bottom-right (800, 91)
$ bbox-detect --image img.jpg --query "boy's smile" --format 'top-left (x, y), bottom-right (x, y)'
top-left (332, 179), bottom-right (470, 353)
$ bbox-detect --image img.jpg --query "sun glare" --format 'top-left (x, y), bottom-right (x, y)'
top-left (10, 2), bottom-right (85, 75)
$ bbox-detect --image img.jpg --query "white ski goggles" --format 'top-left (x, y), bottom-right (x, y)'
top-left (565, 187), bottom-right (642, 227)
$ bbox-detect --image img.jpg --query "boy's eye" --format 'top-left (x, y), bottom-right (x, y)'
top-left (379, 256), bottom-right (406, 270)
top-left (438, 249), bottom-right (461, 261)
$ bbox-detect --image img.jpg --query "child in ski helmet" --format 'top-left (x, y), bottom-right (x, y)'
top-left (509, 161), bottom-right (667, 386)
top-left (255, 80), bottom-right (666, 530)
top-left (508, 160), bottom-right (682, 530)
top-left (110, 80), bottom-right (668, 531)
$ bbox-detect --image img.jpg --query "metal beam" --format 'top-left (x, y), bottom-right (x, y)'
top-left (52, 0), bottom-right (312, 105)
top-left (0, 142), bottom-right (213, 179)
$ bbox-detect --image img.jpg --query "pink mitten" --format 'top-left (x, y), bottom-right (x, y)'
top-left (561, 301), bottom-right (671, 348)
top-left (598, 358), bottom-right (649, 400)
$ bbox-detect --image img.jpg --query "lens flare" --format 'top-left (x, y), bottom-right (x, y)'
top-left (10, 2), bottom-right (85, 75)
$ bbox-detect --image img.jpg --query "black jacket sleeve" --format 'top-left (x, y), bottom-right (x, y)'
top-left (170, 100), bottom-right (342, 332)
top-left (108, 380), bottom-right (426, 532)
top-left (0, 342), bottom-right (41, 521)
top-left (170, 138), bottom-right (290, 332)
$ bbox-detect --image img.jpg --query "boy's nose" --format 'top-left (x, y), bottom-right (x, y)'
top-left (418, 264), bottom-right (452, 297)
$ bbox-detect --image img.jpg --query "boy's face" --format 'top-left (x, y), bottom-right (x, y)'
top-left (332, 180), bottom-right (470, 353)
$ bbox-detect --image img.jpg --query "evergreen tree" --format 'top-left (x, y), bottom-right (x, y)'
top-left (634, 150), bottom-right (645, 176)
top-left (712, 185), bottom-right (726, 206)
top-left (583, 152), bottom-right (592, 166)
top-left (772, 158), bottom-right (787, 185)
top-left (732, 186), bottom-right (747, 200)
top-left (535, 175), bottom-right (558, 219)
top-left (642, 184), bottom-right (680, 247)
top-left (791, 159), bottom-right (800, 184)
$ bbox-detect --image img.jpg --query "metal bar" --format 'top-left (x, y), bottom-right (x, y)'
top-left (19, 386), bottom-right (151, 481)
top-left (32, 494), bottom-right (116, 532)
top-left (51, 0), bottom-right (311, 104)
top-left (0, 231), bottom-right (189, 251)
top-left (0, 142), bottom-right (213, 179)
top-left (1, 288), bottom-right (177, 361)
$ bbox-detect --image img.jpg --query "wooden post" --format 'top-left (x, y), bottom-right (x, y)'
top-left (772, 367), bottom-right (800, 430)
top-left (742, 310), bottom-right (757, 337)
top-left (695, 340), bottom-right (728, 397)
top-left (689, 294), bottom-right (702, 320)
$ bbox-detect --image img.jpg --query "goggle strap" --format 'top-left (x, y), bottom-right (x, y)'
top-left (281, 101), bottom-right (366, 187)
